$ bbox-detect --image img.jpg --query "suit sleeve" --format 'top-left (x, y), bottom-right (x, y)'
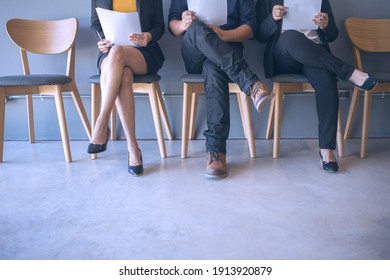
top-left (239, 0), bottom-right (257, 35)
top-left (318, 0), bottom-right (338, 42)
top-left (90, 0), bottom-right (104, 42)
top-left (167, 0), bottom-right (187, 35)
top-left (148, 0), bottom-right (165, 43)
top-left (256, 0), bottom-right (280, 42)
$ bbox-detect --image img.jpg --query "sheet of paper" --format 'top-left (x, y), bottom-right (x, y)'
top-left (96, 7), bottom-right (141, 46)
top-left (282, 0), bottom-right (322, 30)
top-left (188, 0), bottom-right (227, 26)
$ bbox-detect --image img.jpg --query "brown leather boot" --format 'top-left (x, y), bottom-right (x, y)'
top-left (249, 80), bottom-right (274, 112)
top-left (206, 152), bottom-right (227, 179)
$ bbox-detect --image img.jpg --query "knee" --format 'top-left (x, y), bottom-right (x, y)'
top-left (107, 45), bottom-right (126, 65)
top-left (184, 21), bottom-right (207, 40)
top-left (279, 30), bottom-right (304, 44)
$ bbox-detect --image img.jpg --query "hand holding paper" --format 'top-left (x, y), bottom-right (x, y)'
top-left (96, 7), bottom-right (142, 47)
top-left (187, 0), bottom-right (227, 26)
top-left (97, 39), bottom-right (113, 53)
top-left (282, 0), bottom-right (322, 30)
top-left (129, 33), bottom-right (152, 47)
top-left (313, 12), bottom-right (329, 30)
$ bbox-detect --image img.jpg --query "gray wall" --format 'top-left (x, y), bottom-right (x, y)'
top-left (1, 0), bottom-right (389, 141)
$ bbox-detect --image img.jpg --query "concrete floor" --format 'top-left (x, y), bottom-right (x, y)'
top-left (0, 138), bottom-right (389, 260)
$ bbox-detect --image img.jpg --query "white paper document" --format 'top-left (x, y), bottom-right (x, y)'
top-left (282, 0), bottom-right (322, 30)
top-left (188, 0), bottom-right (227, 26)
top-left (96, 7), bottom-right (141, 46)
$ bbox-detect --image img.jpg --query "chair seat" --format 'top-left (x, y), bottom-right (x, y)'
top-left (0, 74), bottom-right (72, 86)
top-left (271, 74), bottom-right (309, 83)
top-left (181, 73), bottom-right (235, 84)
top-left (181, 74), bottom-right (205, 83)
top-left (372, 72), bottom-right (390, 83)
top-left (88, 74), bottom-right (161, 84)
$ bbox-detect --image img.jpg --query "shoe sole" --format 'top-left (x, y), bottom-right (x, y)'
top-left (205, 172), bottom-right (228, 179)
top-left (256, 93), bottom-right (274, 112)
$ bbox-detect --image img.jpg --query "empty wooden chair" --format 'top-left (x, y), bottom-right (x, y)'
top-left (343, 17), bottom-right (390, 158)
top-left (0, 18), bottom-right (91, 163)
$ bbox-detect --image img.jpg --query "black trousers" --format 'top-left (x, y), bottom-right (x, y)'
top-left (273, 30), bottom-right (355, 149)
top-left (181, 21), bottom-right (258, 154)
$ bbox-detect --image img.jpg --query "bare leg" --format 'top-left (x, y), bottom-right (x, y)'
top-left (115, 67), bottom-right (143, 166)
top-left (91, 45), bottom-right (147, 165)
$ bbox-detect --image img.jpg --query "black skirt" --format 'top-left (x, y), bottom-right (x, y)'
top-left (97, 46), bottom-right (160, 74)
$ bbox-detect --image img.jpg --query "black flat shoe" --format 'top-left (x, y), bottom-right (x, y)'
top-left (356, 76), bottom-right (378, 91)
top-left (87, 127), bottom-right (110, 154)
top-left (128, 149), bottom-right (143, 176)
top-left (319, 151), bottom-right (339, 173)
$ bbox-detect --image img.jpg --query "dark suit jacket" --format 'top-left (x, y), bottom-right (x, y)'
top-left (91, 0), bottom-right (165, 69)
top-left (256, 0), bottom-right (338, 78)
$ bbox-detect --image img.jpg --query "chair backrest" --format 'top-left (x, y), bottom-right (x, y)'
top-left (5, 18), bottom-right (78, 77)
top-left (345, 18), bottom-right (390, 70)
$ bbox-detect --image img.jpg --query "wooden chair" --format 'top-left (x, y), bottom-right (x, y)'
top-left (343, 18), bottom-right (390, 158)
top-left (88, 74), bottom-right (173, 158)
top-left (266, 74), bottom-right (344, 159)
top-left (181, 74), bottom-right (256, 159)
top-left (0, 18), bottom-right (91, 163)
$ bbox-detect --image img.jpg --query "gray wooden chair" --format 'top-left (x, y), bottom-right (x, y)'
top-left (343, 17), bottom-right (390, 158)
top-left (0, 18), bottom-right (91, 163)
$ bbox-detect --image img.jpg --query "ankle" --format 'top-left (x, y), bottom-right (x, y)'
top-left (349, 69), bottom-right (368, 87)
top-left (128, 148), bottom-right (141, 165)
top-left (91, 128), bottom-right (109, 144)
top-left (320, 149), bottom-right (336, 162)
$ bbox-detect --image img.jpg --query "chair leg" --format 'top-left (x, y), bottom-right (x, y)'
top-left (148, 83), bottom-right (166, 158)
top-left (0, 89), bottom-right (6, 163)
top-left (110, 104), bottom-right (117, 140)
top-left (69, 83), bottom-right (92, 140)
top-left (336, 106), bottom-right (345, 158)
top-left (26, 94), bottom-right (35, 144)
top-left (189, 91), bottom-right (199, 140)
top-left (266, 97), bottom-right (275, 139)
top-left (236, 92), bottom-right (256, 158)
top-left (91, 83), bottom-right (101, 134)
top-left (236, 91), bottom-right (248, 139)
top-left (53, 85), bottom-right (72, 162)
top-left (344, 87), bottom-right (360, 140)
top-left (90, 83), bottom-right (101, 160)
top-left (181, 83), bottom-right (192, 159)
top-left (361, 91), bottom-right (372, 159)
top-left (273, 84), bottom-right (283, 159)
top-left (155, 82), bottom-right (173, 140)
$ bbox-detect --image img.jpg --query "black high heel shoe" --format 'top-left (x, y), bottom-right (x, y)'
top-left (87, 127), bottom-right (110, 154)
top-left (319, 151), bottom-right (339, 173)
top-left (128, 149), bottom-right (143, 176)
